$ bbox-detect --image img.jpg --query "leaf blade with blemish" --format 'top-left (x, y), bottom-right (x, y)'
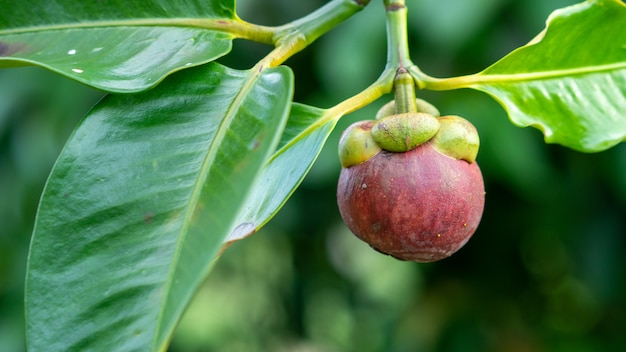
top-left (25, 62), bottom-right (293, 351)
top-left (228, 104), bottom-right (337, 242)
top-left (0, 0), bottom-right (243, 92)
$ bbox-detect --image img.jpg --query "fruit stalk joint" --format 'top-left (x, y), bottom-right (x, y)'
top-left (393, 68), bottom-right (418, 114)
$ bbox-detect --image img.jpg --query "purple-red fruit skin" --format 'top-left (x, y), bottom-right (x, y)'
top-left (337, 143), bottom-right (485, 262)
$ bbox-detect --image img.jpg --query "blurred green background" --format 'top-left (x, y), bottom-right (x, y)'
top-left (1, 0), bottom-right (625, 351)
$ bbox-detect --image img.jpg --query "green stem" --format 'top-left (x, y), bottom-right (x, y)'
top-left (393, 68), bottom-right (417, 113)
top-left (407, 65), bottom-right (455, 90)
top-left (266, 0), bottom-right (370, 67)
top-left (384, 0), bottom-right (413, 70)
top-left (277, 0), bottom-right (371, 44)
top-left (384, 0), bottom-right (448, 92)
top-left (323, 0), bottom-right (417, 120)
top-left (201, 18), bottom-right (276, 44)
top-left (329, 68), bottom-right (396, 117)
top-left (384, 0), bottom-right (422, 114)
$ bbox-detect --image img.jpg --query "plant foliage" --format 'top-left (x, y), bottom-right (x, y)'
top-left (0, 0), bottom-right (623, 350)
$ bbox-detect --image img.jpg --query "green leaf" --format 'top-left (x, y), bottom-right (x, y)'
top-left (0, 0), bottom-right (242, 92)
top-left (228, 104), bottom-right (338, 242)
top-left (25, 62), bottom-right (293, 351)
top-left (467, 0), bottom-right (626, 152)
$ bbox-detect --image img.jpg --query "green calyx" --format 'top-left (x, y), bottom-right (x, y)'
top-left (371, 112), bottom-right (440, 152)
top-left (338, 120), bottom-right (382, 167)
top-left (372, 66), bottom-right (441, 153)
top-left (375, 98), bottom-right (441, 119)
top-left (429, 115), bottom-right (480, 163)
top-left (339, 83), bottom-right (479, 164)
top-left (368, 70), bottom-right (442, 153)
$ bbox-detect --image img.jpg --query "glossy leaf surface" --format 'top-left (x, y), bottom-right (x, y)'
top-left (25, 62), bottom-right (293, 351)
top-left (228, 104), bottom-right (338, 242)
top-left (467, 0), bottom-right (626, 152)
top-left (0, 0), bottom-right (238, 92)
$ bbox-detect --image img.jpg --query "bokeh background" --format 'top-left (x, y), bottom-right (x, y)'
top-left (1, 0), bottom-right (625, 351)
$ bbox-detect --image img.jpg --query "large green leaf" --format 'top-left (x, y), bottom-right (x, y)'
top-left (25, 62), bottom-right (293, 351)
top-left (228, 104), bottom-right (338, 242)
top-left (0, 0), bottom-right (240, 92)
top-left (465, 0), bottom-right (626, 152)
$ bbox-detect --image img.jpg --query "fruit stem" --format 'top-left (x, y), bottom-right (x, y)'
top-left (384, 0), bottom-right (421, 113)
top-left (384, 0), bottom-right (413, 72)
top-left (383, 0), bottom-right (456, 91)
top-left (393, 68), bottom-right (417, 114)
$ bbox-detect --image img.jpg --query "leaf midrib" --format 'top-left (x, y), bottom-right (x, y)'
top-left (466, 62), bottom-right (626, 87)
top-left (153, 66), bottom-right (265, 351)
top-left (0, 18), bottom-right (218, 34)
top-left (0, 18), bottom-right (275, 44)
